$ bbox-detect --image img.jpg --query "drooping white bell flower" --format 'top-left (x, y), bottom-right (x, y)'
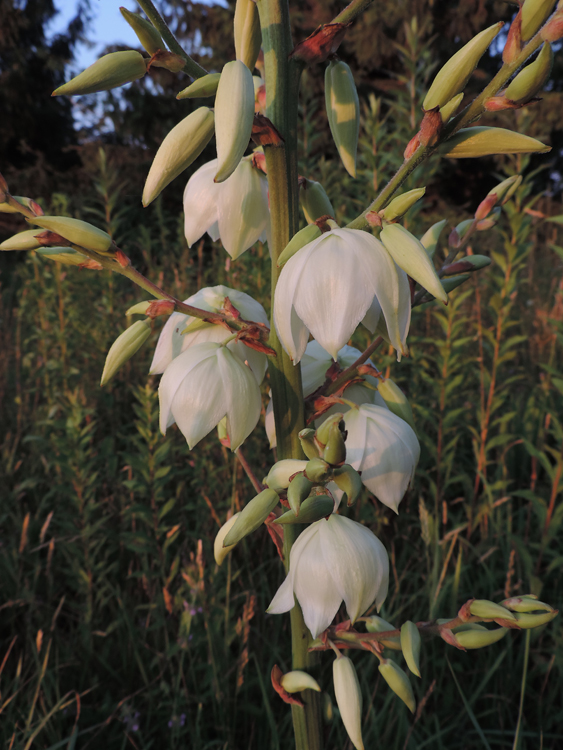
top-left (361, 264), bottom-right (411, 361)
top-left (159, 341), bottom-right (261, 451)
top-left (344, 404), bottom-right (420, 513)
top-left (150, 285), bottom-right (268, 384)
top-left (183, 156), bottom-right (269, 259)
top-left (273, 227), bottom-right (409, 363)
top-left (267, 514), bottom-right (389, 638)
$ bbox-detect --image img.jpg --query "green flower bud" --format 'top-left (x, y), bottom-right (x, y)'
top-left (234, 0), bottom-right (262, 72)
top-left (176, 72), bottom-right (221, 99)
top-left (454, 627), bottom-right (508, 649)
top-left (332, 465), bottom-right (364, 507)
top-left (0, 228), bottom-right (44, 251)
top-left (440, 274), bottom-right (471, 293)
top-left (300, 178), bottom-right (335, 224)
top-left (513, 610), bottom-right (558, 628)
top-left (280, 670), bottom-right (322, 694)
top-left (365, 615), bottom-right (402, 650)
top-left (378, 659), bottom-right (416, 713)
top-left (420, 219), bottom-right (447, 259)
top-left (377, 378), bottom-right (416, 431)
top-left (287, 472), bottom-right (314, 516)
top-left (488, 175), bottom-right (522, 204)
top-left (423, 23), bottom-right (503, 111)
top-left (501, 595), bottom-right (554, 613)
top-left (316, 413), bottom-right (345, 447)
top-left (325, 60), bottom-right (360, 177)
top-left (400, 621), bottom-right (421, 678)
top-left (521, 0), bottom-right (558, 41)
top-left (439, 92), bottom-right (464, 123)
top-left (379, 188), bottom-right (426, 222)
top-left (126, 301), bottom-right (152, 316)
top-left (274, 492), bottom-right (334, 524)
top-left (214, 512), bottom-right (241, 565)
top-left (100, 320), bottom-right (151, 386)
top-left (142, 107), bottom-right (215, 206)
top-left (214, 60), bottom-right (255, 183)
top-left (505, 43), bottom-right (553, 104)
top-left (277, 224), bottom-right (322, 267)
top-left (223, 488), bottom-right (280, 546)
top-left (30, 216), bottom-right (113, 254)
top-left (469, 599), bottom-right (516, 621)
top-left (439, 127), bottom-right (550, 158)
top-left (36, 247), bottom-right (88, 266)
top-left (53, 50), bottom-right (147, 96)
top-left (323, 422), bottom-right (347, 466)
top-left (333, 656), bottom-right (364, 750)
top-left (119, 8), bottom-right (164, 55)
top-left (0, 196), bottom-right (35, 214)
top-left (298, 428), bottom-right (322, 460)
top-left (265, 459), bottom-right (308, 491)
top-left (304, 457), bottom-right (333, 484)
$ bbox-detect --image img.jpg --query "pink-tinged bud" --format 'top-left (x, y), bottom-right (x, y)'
top-left (419, 108), bottom-right (443, 147)
top-left (541, 10), bottom-right (563, 40)
top-left (404, 134), bottom-right (420, 159)
top-left (484, 95), bottom-right (516, 112)
top-left (475, 194), bottom-right (498, 220)
top-left (521, 0), bottom-right (558, 41)
top-left (366, 211), bottom-right (383, 228)
top-left (503, 9), bottom-right (522, 64)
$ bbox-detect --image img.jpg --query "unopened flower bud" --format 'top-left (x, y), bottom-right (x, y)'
top-left (101, 320), bottom-right (151, 386)
top-left (323, 422), bottom-right (347, 465)
top-left (541, 9), bottom-right (563, 41)
top-left (265, 459), bottom-right (308, 491)
top-left (501, 595), bottom-right (554, 613)
top-left (300, 178), bottom-right (335, 223)
top-left (400, 621), bottom-right (421, 677)
top-left (214, 60), bottom-right (255, 183)
top-left (274, 492), bottom-right (334, 524)
top-left (513, 610), bottom-right (558, 628)
top-left (278, 224), bottom-right (322, 267)
top-left (423, 23), bottom-right (503, 111)
top-left (377, 378), bottom-right (416, 430)
top-left (332, 465), bottom-right (363, 507)
top-left (214, 512), bottom-right (241, 565)
top-left (521, 0), bottom-right (557, 41)
top-left (469, 599), bottom-right (516, 621)
top-left (304, 457), bottom-right (333, 483)
top-left (440, 92), bottom-right (464, 123)
top-left (454, 627), bottom-right (508, 649)
top-left (287, 472), bottom-right (314, 516)
top-left (442, 255), bottom-right (492, 275)
top-left (176, 72), bottom-right (221, 99)
top-left (299, 428), bottom-right (322, 460)
top-left (120, 8), bottom-right (164, 55)
top-left (143, 107), bottom-right (215, 205)
top-left (223, 488), bottom-right (280, 547)
top-left (53, 50), bottom-right (147, 96)
top-left (439, 127), bottom-right (550, 158)
top-left (503, 9), bottom-right (522, 64)
top-left (126, 300), bottom-right (152, 316)
top-left (325, 60), bottom-right (360, 178)
top-left (505, 43), bottom-right (553, 104)
top-left (316, 413), bottom-right (345, 447)
top-left (365, 615), bottom-right (402, 650)
top-left (333, 656), bottom-right (364, 750)
top-left (441, 274), bottom-right (471, 293)
top-left (0, 228), bottom-right (44, 251)
top-left (36, 247), bottom-right (89, 266)
top-left (280, 670), bottom-right (321, 694)
top-left (234, 0), bottom-right (262, 72)
top-left (378, 659), bottom-right (416, 713)
top-left (420, 219), bottom-right (447, 259)
top-left (0, 196), bottom-right (35, 215)
top-left (488, 175), bottom-right (522, 204)
top-left (29, 216), bottom-right (113, 254)
top-left (475, 193), bottom-right (498, 221)
top-left (380, 188), bottom-right (426, 222)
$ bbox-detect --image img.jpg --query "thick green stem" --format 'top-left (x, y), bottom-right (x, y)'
top-left (256, 1), bottom-right (323, 748)
top-left (333, 0), bottom-right (375, 24)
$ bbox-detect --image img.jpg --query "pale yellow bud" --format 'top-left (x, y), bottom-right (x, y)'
top-left (101, 320), bottom-right (151, 386)
top-left (214, 513), bottom-right (241, 565)
top-left (440, 127), bottom-right (550, 158)
top-left (280, 670), bottom-right (322, 693)
top-left (223, 488), bottom-right (279, 546)
top-left (53, 50), bottom-right (147, 96)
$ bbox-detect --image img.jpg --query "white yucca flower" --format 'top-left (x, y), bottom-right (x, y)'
top-left (267, 514), bottom-right (389, 638)
top-left (150, 285), bottom-right (268, 383)
top-left (344, 404), bottom-right (420, 513)
top-left (183, 156), bottom-right (269, 259)
top-left (273, 227), bottom-right (410, 363)
top-left (159, 342), bottom-right (261, 451)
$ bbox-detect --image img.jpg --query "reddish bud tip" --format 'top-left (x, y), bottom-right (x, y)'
top-left (419, 107), bottom-right (443, 147)
top-left (404, 133), bottom-right (421, 160)
top-left (366, 211), bottom-right (383, 228)
top-left (503, 9), bottom-right (522, 64)
top-left (475, 194), bottom-right (498, 221)
top-left (251, 113), bottom-right (284, 147)
top-left (146, 299), bottom-right (175, 318)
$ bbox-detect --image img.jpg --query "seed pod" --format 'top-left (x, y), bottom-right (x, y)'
top-left (280, 670), bottom-right (322, 693)
top-left (214, 512), bottom-right (241, 565)
top-left (300, 178), bottom-right (335, 224)
top-left (325, 61), bottom-right (360, 177)
top-left (298, 428), bottom-right (322, 460)
top-left (0, 228), bottom-right (44, 251)
top-left (400, 621), bottom-right (421, 677)
top-left (120, 8), bottom-right (164, 55)
top-left (501, 595), bottom-right (554, 613)
top-left (365, 615), bottom-right (402, 650)
top-left (423, 23), bottom-right (503, 111)
top-left (176, 72), bottom-right (221, 99)
top-left (265, 459), bottom-right (308, 490)
top-left (223, 488), bottom-right (280, 546)
top-left (439, 92), bottom-right (464, 123)
top-left (142, 107), bottom-right (215, 206)
top-left (513, 610), bottom-right (558, 628)
top-left (380, 188), bottom-right (426, 222)
top-left (521, 0), bottom-right (558, 41)
top-left (377, 378), bottom-right (416, 431)
top-left (381, 223), bottom-right (447, 304)
top-left (287, 473), bottom-right (314, 516)
top-left (378, 659), bottom-right (416, 713)
top-left (439, 127), bottom-right (550, 158)
top-left (323, 422), bottom-right (347, 466)
top-left (469, 599), bottom-right (516, 621)
top-left (30, 216), bottom-right (113, 254)
top-left (277, 224), bottom-right (322, 267)
top-left (332, 465), bottom-right (364, 507)
top-left (505, 43), bottom-right (553, 104)
top-left (274, 493), bottom-right (334, 524)
top-left (234, 0), bottom-right (262, 72)
top-left (53, 50), bottom-right (147, 96)
top-left (333, 656), bottom-right (364, 750)
top-left (214, 60), bottom-right (255, 183)
top-left (454, 627), bottom-right (508, 649)
top-left (304, 457), bottom-right (333, 484)
top-left (420, 219), bottom-right (447, 259)
top-left (101, 320), bottom-right (151, 386)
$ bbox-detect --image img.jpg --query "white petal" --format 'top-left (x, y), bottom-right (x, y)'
top-left (342, 407), bottom-right (369, 470)
top-left (301, 340), bottom-right (334, 396)
top-left (265, 397), bottom-right (276, 448)
top-left (374, 265), bottom-right (411, 359)
top-left (362, 296), bottom-right (382, 334)
top-left (150, 310), bottom-right (189, 374)
top-left (217, 347), bottom-right (262, 451)
top-left (267, 572), bottom-right (296, 614)
top-left (273, 247), bottom-right (313, 362)
top-left (183, 160), bottom-right (221, 247)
